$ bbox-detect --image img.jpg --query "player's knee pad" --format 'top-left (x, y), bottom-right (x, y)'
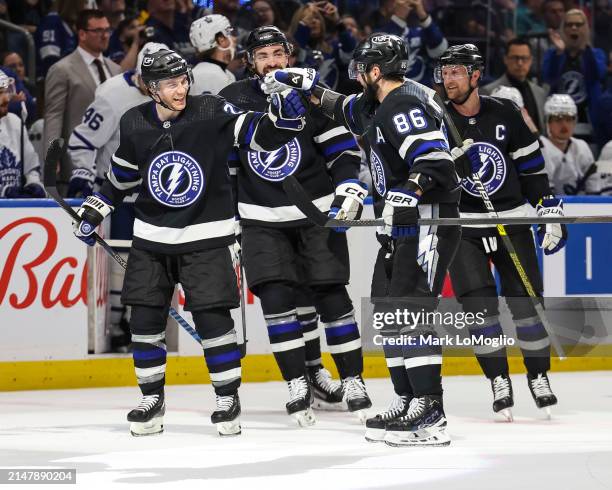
top-left (254, 281), bottom-right (296, 316)
top-left (129, 305), bottom-right (168, 336)
top-left (310, 284), bottom-right (353, 323)
top-left (505, 296), bottom-right (539, 321)
top-left (191, 308), bottom-right (234, 340)
top-left (458, 286), bottom-right (500, 315)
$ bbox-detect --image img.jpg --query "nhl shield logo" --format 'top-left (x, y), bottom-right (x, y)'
top-left (461, 142), bottom-right (507, 197)
top-left (148, 151), bottom-right (205, 208)
top-left (370, 148), bottom-right (386, 197)
top-left (247, 139), bottom-right (301, 181)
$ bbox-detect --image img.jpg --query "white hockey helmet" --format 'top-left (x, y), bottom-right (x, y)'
top-left (0, 70), bottom-right (16, 96)
top-left (190, 15), bottom-right (233, 52)
top-left (544, 94), bottom-right (577, 119)
top-left (136, 42), bottom-right (170, 76)
top-left (491, 85), bottom-right (524, 108)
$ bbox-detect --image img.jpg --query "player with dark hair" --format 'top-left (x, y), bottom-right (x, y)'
top-left (261, 33), bottom-right (462, 446)
top-left (219, 26), bottom-right (372, 425)
top-left (71, 48), bottom-right (309, 437)
top-left (437, 44), bottom-right (566, 420)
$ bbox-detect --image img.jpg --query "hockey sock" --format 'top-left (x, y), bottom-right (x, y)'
top-left (401, 325), bottom-right (443, 397)
top-left (130, 305), bottom-right (168, 396)
top-left (513, 315), bottom-right (551, 376)
top-left (257, 282), bottom-right (305, 381)
top-left (313, 284), bottom-right (363, 378)
top-left (192, 308), bottom-right (242, 396)
top-left (468, 315), bottom-right (510, 379)
top-left (297, 306), bottom-right (322, 368)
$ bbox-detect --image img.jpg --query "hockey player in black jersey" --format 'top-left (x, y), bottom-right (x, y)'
top-left (219, 26), bottom-right (371, 426)
top-left (437, 44), bottom-right (567, 420)
top-left (71, 48), bottom-right (309, 437)
top-left (262, 34), bottom-right (462, 446)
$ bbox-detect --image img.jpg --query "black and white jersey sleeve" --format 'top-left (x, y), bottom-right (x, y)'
top-left (502, 99), bottom-right (552, 205)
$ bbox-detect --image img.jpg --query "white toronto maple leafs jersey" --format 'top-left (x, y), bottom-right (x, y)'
top-left (0, 112), bottom-right (41, 197)
top-left (540, 136), bottom-right (598, 195)
top-left (67, 71), bottom-right (149, 181)
top-left (191, 60), bottom-right (236, 96)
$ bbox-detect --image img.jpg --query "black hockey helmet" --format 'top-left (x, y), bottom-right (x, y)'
top-left (245, 25), bottom-right (292, 63)
top-left (140, 48), bottom-right (193, 88)
top-left (348, 33), bottom-right (409, 80)
top-left (434, 44), bottom-right (484, 83)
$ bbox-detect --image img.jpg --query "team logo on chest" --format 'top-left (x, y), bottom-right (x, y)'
top-left (246, 139), bottom-right (301, 181)
top-left (370, 148), bottom-right (386, 197)
top-left (148, 151), bottom-right (205, 208)
top-left (461, 142), bottom-right (507, 197)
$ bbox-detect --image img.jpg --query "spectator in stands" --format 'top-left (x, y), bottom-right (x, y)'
top-left (517, 0), bottom-right (546, 36)
top-left (106, 16), bottom-right (146, 70)
top-left (35, 0), bottom-right (87, 78)
top-left (593, 0), bottom-right (612, 55)
top-left (542, 9), bottom-right (607, 142)
top-left (145, 0), bottom-right (195, 62)
top-left (43, 9), bottom-right (121, 192)
top-left (97, 0), bottom-right (125, 30)
top-left (372, 0), bottom-right (447, 86)
top-left (288, 2), bottom-right (356, 90)
top-left (483, 38), bottom-right (548, 133)
top-left (540, 94), bottom-right (599, 194)
top-left (341, 14), bottom-right (366, 43)
top-left (2, 51), bottom-right (36, 95)
top-left (0, 64), bottom-right (36, 125)
top-left (251, 0), bottom-right (287, 31)
top-left (529, 0), bottom-right (565, 64)
top-left (0, 71), bottom-right (44, 199)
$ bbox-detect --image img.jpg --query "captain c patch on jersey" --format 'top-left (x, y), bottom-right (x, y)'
top-left (246, 139), bottom-right (301, 181)
top-left (460, 142), bottom-right (507, 197)
top-left (148, 151), bottom-right (205, 207)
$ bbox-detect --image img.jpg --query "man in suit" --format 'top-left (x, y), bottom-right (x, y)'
top-left (482, 38), bottom-right (548, 134)
top-left (43, 9), bottom-right (121, 191)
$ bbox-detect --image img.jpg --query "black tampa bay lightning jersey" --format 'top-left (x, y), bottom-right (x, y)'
top-left (336, 79), bottom-right (460, 209)
top-left (99, 94), bottom-right (304, 253)
top-left (219, 78), bottom-right (360, 227)
top-left (445, 96), bottom-right (552, 228)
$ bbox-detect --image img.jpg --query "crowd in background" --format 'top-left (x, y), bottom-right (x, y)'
top-left (0, 0), bottom-right (611, 198)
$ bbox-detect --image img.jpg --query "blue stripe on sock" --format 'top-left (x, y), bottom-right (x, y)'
top-left (267, 321), bottom-right (301, 336)
top-left (325, 323), bottom-right (359, 338)
top-left (133, 348), bottom-right (166, 361)
top-left (205, 349), bottom-right (242, 366)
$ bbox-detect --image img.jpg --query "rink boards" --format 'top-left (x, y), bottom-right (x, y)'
top-left (1, 197), bottom-right (612, 390)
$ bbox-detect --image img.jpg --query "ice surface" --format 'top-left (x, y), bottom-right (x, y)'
top-left (1, 372), bottom-right (611, 489)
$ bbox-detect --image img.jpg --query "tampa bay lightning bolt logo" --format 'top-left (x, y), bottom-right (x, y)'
top-left (559, 71), bottom-right (586, 105)
top-left (148, 151), bottom-right (205, 207)
top-left (370, 148), bottom-right (386, 197)
top-left (247, 139), bottom-right (301, 181)
top-left (461, 142), bottom-right (507, 197)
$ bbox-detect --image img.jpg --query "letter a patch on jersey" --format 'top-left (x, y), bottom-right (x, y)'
top-left (376, 126), bottom-right (386, 144)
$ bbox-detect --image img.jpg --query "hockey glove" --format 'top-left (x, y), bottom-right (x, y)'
top-left (450, 139), bottom-right (480, 179)
top-left (269, 89), bottom-right (307, 130)
top-left (72, 193), bottom-right (114, 246)
top-left (262, 68), bottom-right (319, 95)
top-left (328, 179), bottom-right (368, 232)
top-left (22, 171), bottom-right (46, 198)
top-left (67, 168), bottom-right (95, 198)
top-left (382, 189), bottom-right (420, 239)
top-left (536, 196), bottom-right (567, 255)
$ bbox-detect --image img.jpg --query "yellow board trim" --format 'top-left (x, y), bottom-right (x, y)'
top-left (2, 346), bottom-right (612, 391)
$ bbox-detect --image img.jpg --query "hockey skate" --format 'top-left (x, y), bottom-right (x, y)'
top-left (286, 376), bottom-right (316, 427)
top-left (364, 394), bottom-right (409, 443)
top-left (384, 395), bottom-right (450, 447)
top-left (127, 393), bottom-right (165, 437)
top-left (212, 393), bottom-right (241, 436)
top-left (491, 374), bottom-right (514, 422)
top-left (342, 375), bottom-right (372, 423)
top-left (307, 366), bottom-right (345, 411)
top-left (528, 373), bottom-right (557, 418)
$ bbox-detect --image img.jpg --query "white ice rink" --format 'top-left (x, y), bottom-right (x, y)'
top-left (1, 371), bottom-right (611, 490)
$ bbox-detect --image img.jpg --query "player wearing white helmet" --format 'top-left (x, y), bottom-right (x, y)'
top-left (189, 15), bottom-right (237, 96)
top-left (491, 85), bottom-right (539, 134)
top-left (540, 94), bottom-right (599, 194)
top-left (0, 71), bottom-right (44, 198)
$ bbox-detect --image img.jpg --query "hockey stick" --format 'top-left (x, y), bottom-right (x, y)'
top-left (238, 259), bottom-right (248, 357)
top-left (282, 175), bottom-right (612, 226)
top-left (432, 92), bottom-right (567, 359)
top-left (43, 138), bottom-right (204, 345)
